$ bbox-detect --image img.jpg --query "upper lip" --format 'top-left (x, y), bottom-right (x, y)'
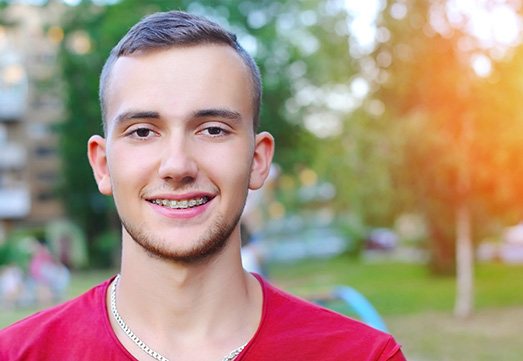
top-left (144, 192), bottom-right (215, 201)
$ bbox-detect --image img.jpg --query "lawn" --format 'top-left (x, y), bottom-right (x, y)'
top-left (1, 256), bottom-right (522, 361)
top-left (267, 256), bottom-right (523, 314)
top-left (268, 256), bottom-right (523, 361)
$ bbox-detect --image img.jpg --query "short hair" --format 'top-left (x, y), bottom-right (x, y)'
top-left (99, 10), bottom-right (262, 133)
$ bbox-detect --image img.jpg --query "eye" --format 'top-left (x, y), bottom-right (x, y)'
top-left (135, 128), bottom-right (152, 137)
top-left (200, 125), bottom-right (230, 137)
top-left (207, 127), bottom-right (225, 135)
top-left (126, 127), bottom-right (157, 139)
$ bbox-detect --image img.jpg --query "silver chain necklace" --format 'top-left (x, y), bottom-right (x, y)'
top-left (110, 274), bottom-right (246, 361)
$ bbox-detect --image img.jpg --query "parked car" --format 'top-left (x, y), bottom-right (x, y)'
top-left (365, 228), bottom-right (398, 251)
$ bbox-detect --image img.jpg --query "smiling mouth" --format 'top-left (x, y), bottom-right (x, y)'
top-left (149, 196), bottom-right (210, 209)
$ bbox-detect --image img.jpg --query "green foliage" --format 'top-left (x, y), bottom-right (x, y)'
top-left (335, 212), bottom-right (367, 257)
top-left (90, 229), bottom-right (120, 268)
top-left (0, 228), bottom-right (44, 270)
top-left (0, 1), bottom-right (15, 27)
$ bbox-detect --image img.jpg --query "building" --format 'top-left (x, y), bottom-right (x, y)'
top-left (0, 3), bottom-right (65, 236)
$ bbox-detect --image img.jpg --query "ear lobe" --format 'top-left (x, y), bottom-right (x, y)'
top-left (249, 131), bottom-right (275, 190)
top-left (87, 135), bottom-right (112, 195)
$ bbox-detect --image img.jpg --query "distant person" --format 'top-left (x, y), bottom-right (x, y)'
top-left (0, 11), bottom-right (406, 360)
top-left (27, 237), bottom-right (70, 305)
top-left (0, 264), bottom-right (24, 309)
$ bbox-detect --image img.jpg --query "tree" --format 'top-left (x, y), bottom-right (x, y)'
top-left (371, 0), bottom-right (523, 317)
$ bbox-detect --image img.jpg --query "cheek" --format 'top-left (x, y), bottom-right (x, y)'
top-left (200, 147), bottom-right (253, 188)
top-left (107, 149), bottom-right (152, 190)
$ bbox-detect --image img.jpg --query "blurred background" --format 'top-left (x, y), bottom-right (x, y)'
top-left (1, 0), bottom-right (523, 359)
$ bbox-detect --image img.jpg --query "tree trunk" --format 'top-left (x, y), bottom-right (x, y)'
top-left (454, 202), bottom-right (474, 318)
top-left (427, 216), bottom-right (456, 275)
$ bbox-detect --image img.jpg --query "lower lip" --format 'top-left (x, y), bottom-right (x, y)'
top-left (147, 199), bottom-right (212, 219)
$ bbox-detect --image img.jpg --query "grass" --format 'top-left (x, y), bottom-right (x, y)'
top-left (267, 255), bottom-right (523, 361)
top-left (2, 256), bottom-right (522, 361)
top-left (387, 308), bottom-right (523, 361)
top-left (268, 256), bottom-right (523, 315)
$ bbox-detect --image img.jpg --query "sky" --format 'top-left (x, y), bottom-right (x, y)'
top-left (345, 0), bottom-right (522, 77)
top-left (345, 0), bottom-right (521, 51)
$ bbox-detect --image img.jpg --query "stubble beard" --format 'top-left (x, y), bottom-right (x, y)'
top-left (120, 209), bottom-right (244, 265)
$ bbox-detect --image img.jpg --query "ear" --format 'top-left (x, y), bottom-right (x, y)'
top-left (249, 131), bottom-right (275, 190)
top-left (87, 135), bottom-right (112, 195)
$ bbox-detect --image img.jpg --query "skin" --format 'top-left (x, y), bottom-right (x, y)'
top-left (87, 44), bottom-right (274, 361)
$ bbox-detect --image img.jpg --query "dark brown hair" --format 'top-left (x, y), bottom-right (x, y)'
top-left (99, 10), bottom-right (262, 132)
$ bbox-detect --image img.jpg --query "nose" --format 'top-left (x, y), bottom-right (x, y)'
top-left (157, 135), bottom-right (198, 184)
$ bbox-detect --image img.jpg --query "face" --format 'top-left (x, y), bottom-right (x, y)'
top-left (88, 45), bottom-right (274, 264)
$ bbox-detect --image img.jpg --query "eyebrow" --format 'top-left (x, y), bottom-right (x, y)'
top-left (193, 108), bottom-right (242, 121)
top-left (113, 110), bottom-right (160, 125)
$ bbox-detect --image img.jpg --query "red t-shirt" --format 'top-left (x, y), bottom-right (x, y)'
top-left (0, 275), bottom-right (406, 360)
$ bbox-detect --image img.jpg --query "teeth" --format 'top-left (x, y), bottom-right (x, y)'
top-left (152, 197), bottom-right (208, 209)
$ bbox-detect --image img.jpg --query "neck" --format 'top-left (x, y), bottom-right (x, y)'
top-left (107, 232), bottom-right (262, 361)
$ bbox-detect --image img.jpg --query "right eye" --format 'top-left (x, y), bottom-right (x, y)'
top-left (126, 127), bottom-right (157, 140)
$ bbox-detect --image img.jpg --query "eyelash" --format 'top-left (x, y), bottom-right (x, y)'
top-left (127, 127), bottom-right (156, 139)
top-left (201, 126), bottom-right (230, 137)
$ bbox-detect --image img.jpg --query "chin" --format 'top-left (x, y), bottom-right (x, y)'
top-left (121, 212), bottom-right (241, 265)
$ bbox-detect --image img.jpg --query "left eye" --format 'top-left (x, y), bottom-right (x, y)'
top-left (201, 126), bottom-right (230, 137)
top-left (135, 128), bottom-right (152, 137)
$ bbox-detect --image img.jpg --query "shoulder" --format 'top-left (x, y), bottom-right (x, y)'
top-left (259, 276), bottom-right (379, 333)
top-left (0, 278), bottom-right (115, 360)
top-left (246, 276), bottom-right (405, 361)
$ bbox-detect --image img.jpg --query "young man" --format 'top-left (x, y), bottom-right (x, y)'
top-left (0, 11), bottom-right (406, 361)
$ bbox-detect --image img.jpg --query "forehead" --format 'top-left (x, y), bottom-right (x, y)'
top-left (104, 44), bottom-right (254, 127)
